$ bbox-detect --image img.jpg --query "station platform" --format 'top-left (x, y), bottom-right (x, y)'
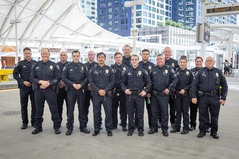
top-left (0, 74), bottom-right (238, 159)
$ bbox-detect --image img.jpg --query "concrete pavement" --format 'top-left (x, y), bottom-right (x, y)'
top-left (0, 75), bottom-right (239, 159)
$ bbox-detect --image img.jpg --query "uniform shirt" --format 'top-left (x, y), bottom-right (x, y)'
top-left (139, 60), bottom-right (155, 74)
top-left (56, 61), bottom-right (69, 77)
top-left (150, 65), bottom-right (178, 92)
top-left (30, 60), bottom-right (60, 86)
top-left (165, 58), bottom-right (179, 71)
top-left (191, 67), bottom-right (228, 100)
top-left (61, 62), bottom-right (88, 89)
top-left (111, 63), bottom-right (128, 89)
top-left (13, 59), bottom-right (37, 85)
top-left (85, 61), bottom-right (98, 72)
top-left (190, 67), bottom-right (201, 80)
top-left (175, 68), bottom-right (191, 91)
top-left (122, 56), bottom-right (131, 67)
top-left (88, 65), bottom-right (115, 93)
top-left (121, 66), bottom-right (152, 93)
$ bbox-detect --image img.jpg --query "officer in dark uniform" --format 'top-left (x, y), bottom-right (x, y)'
top-left (88, 52), bottom-right (115, 136)
top-left (122, 44), bottom-right (131, 67)
top-left (121, 55), bottom-right (151, 136)
top-left (84, 50), bottom-right (98, 127)
top-left (62, 50), bottom-right (90, 136)
top-left (30, 48), bottom-right (61, 135)
top-left (13, 47), bottom-right (36, 129)
top-left (139, 49), bottom-right (155, 129)
top-left (171, 56), bottom-right (191, 134)
top-left (56, 51), bottom-right (69, 126)
top-left (164, 47), bottom-right (179, 128)
top-left (148, 54), bottom-right (178, 137)
top-left (189, 57), bottom-right (203, 131)
top-left (111, 52), bottom-right (128, 131)
top-left (191, 56), bottom-right (228, 139)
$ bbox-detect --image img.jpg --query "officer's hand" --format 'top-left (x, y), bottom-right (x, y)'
top-left (163, 88), bottom-right (170, 95)
top-left (192, 98), bottom-right (197, 104)
top-left (59, 81), bottom-right (65, 88)
top-left (76, 84), bottom-right (82, 90)
top-left (180, 89), bottom-right (185, 95)
top-left (139, 90), bottom-right (147, 97)
top-left (23, 81), bottom-right (31, 87)
top-left (73, 83), bottom-right (78, 90)
top-left (125, 89), bottom-right (131, 95)
top-left (40, 81), bottom-right (50, 89)
top-left (147, 94), bottom-right (151, 98)
top-left (219, 99), bottom-right (225, 106)
top-left (99, 90), bottom-right (106, 96)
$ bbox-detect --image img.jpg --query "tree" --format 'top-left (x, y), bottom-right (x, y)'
top-left (158, 22), bottom-right (164, 26)
top-left (165, 19), bottom-right (172, 26)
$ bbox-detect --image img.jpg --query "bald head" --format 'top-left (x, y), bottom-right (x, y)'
top-left (205, 56), bottom-right (215, 69)
top-left (60, 51), bottom-right (68, 63)
top-left (88, 50), bottom-right (95, 62)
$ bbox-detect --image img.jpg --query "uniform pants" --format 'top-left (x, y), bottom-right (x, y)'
top-left (145, 97), bottom-right (152, 128)
top-left (34, 88), bottom-right (61, 129)
top-left (19, 85), bottom-right (36, 125)
top-left (151, 95), bottom-right (169, 132)
top-left (57, 88), bottom-right (68, 124)
top-left (198, 95), bottom-right (220, 134)
top-left (175, 95), bottom-right (190, 130)
top-left (169, 97), bottom-right (176, 125)
top-left (84, 90), bottom-right (92, 124)
top-left (92, 95), bottom-right (112, 132)
top-left (66, 89), bottom-right (86, 131)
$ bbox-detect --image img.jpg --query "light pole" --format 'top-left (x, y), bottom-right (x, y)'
top-left (124, 0), bottom-right (145, 54)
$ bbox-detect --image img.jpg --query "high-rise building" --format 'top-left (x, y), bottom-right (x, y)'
top-left (97, 0), bottom-right (172, 37)
top-left (172, 0), bottom-right (237, 29)
top-left (79, 0), bottom-right (97, 23)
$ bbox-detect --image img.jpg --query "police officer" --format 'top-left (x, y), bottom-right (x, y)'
top-left (191, 56), bottom-right (228, 139)
top-left (122, 45), bottom-right (131, 67)
top-left (62, 50), bottom-right (90, 136)
top-left (111, 52), bottom-right (128, 131)
top-left (121, 55), bottom-right (151, 136)
top-left (89, 52), bottom-right (115, 136)
top-left (171, 55), bottom-right (191, 134)
top-left (13, 47), bottom-right (36, 129)
top-left (84, 50), bottom-right (98, 127)
top-left (164, 47), bottom-right (179, 128)
top-left (148, 54), bottom-right (178, 137)
top-left (56, 51), bottom-right (69, 126)
top-left (189, 56), bottom-right (203, 131)
top-left (139, 49), bottom-right (155, 129)
top-left (30, 48), bottom-right (61, 135)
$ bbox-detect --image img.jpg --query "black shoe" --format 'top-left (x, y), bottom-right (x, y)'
top-left (181, 130), bottom-right (189, 135)
top-left (170, 128), bottom-right (180, 133)
top-left (197, 132), bottom-right (206, 138)
top-left (210, 133), bottom-right (219, 139)
top-left (162, 131), bottom-right (169, 137)
top-left (206, 127), bottom-right (211, 133)
top-left (189, 126), bottom-right (196, 131)
top-left (21, 124), bottom-right (27, 129)
top-left (54, 128), bottom-right (61, 134)
top-left (138, 132), bottom-right (144, 136)
top-left (119, 123), bottom-right (122, 126)
top-left (80, 128), bottom-right (90, 134)
top-left (92, 131), bottom-right (100, 136)
top-left (122, 127), bottom-right (127, 132)
top-left (148, 128), bottom-right (158, 134)
top-left (66, 129), bottom-right (72, 136)
top-left (127, 131), bottom-right (133, 136)
top-left (32, 128), bottom-right (43, 134)
top-left (107, 131), bottom-right (113, 136)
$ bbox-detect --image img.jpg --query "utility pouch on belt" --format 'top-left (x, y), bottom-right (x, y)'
top-left (198, 90), bottom-right (204, 97)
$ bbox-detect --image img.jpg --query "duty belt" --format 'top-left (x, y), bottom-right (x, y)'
top-left (152, 90), bottom-right (165, 96)
top-left (198, 90), bottom-right (218, 97)
top-left (130, 90), bottom-right (141, 95)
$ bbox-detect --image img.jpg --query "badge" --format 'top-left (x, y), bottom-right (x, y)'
top-left (36, 66), bottom-right (40, 70)
top-left (81, 66), bottom-right (84, 71)
top-left (123, 67), bottom-right (126, 71)
top-left (148, 65), bottom-right (152, 70)
top-left (23, 65), bottom-right (26, 68)
top-left (128, 72), bottom-right (132, 76)
top-left (216, 72), bottom-right (219, 77)
top-left (172, 63), bottom-right (175, 67)
top-left (202, 71), bottom-right (206, 77)
top-left (49, 65), bottom-right (53, 70)
top-left (70, 69), bottom-right (73, 72)
top-left (138, 71), bottom-right (142, 76)
top-left (165, 69), bottom-right (168, 74)
top-left (105, 69), bottom-right (109, 74)
top-left (186, 71), bottom-right (189, 75)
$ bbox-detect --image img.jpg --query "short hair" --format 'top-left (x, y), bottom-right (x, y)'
top-left (142, 49), bottom-right (149, 53)
top-left (180, 55), bottom-right (187, 62)
top-left (97, 52), bottom-right (106, 58)
top-left (114, 52), bottom-right (122, 57)
top-left (131, 54), bottom-right (139, 60)
top-left (41, 48), bottom-right (50, 53)
top-left (23, 47), bottom-right (31, 52)
top-left (157, 53), bottom-right (164, 57)
top-left (72, 50), bottom-right (80, 55)
top-left (195, 56), bottom-right (203, 62)
top-left (124, 45), bottom-right (131, 50)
